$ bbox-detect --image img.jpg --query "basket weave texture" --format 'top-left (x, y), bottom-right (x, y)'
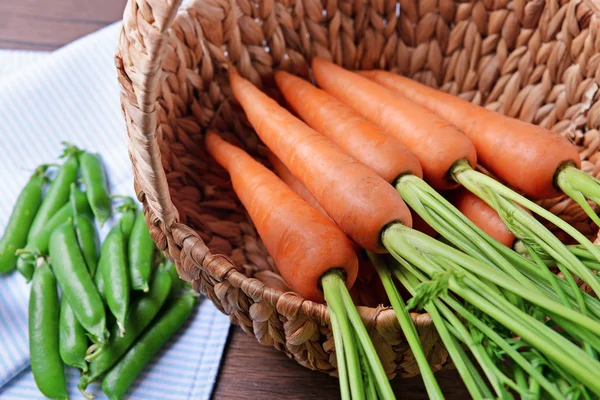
top-left (115, 0), bottom-right (600, 378)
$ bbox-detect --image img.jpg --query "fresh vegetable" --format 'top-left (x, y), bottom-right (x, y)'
top-left (274, 71), bottom-right (451, 243)
top-left (267, 150), bottom-right (331, 220)
top-left (15, 251), bottom-right (38, 283)
top-left (28, 145), bottom-right (79, 243)
top-left (79, 151), bottom-right (111, 226)
top-left (79, 267), bottom-right (172, 393)
top-left (394, 263), bottom-right (566, 399)
top-left (274, 70), bottom-right (423, 183)
top-left (129, 211), bottom-right (155, 292)
top-left (269, 151), bottom-right (382, 290)
top-left (359, 70), bottom-right (592, 203)
top-left (100, 220), bottom-right (130, 336)
top-left (236, 66), bottom-right (600, 397)
top-left (75, 214), bottom-right (100, 276)
top-left (274, 69), bottom-right (527, 309)
top-left (101, 291), bottom-right (196, 400)
top-left (206, 130), bottom-right (358, 302)
top-left (0, 166), bottom-right (45, 274)
top-left (2, 144), bottom-right (192, 400)
top-left (451, 188), bottom-right (515, 247)
top-left (118, 198), bottom-right (137, 238)
top-left (311, 58), bottom-right (600, 299)
top-left (311, 59), bottom-right (476, 191)
top-left (17, 185), bottom-right (91, 281)
top-left (29, 261), bottom-right (68, 400)
top-left (368, 253), bottom-right (443, 399)
top-left (207, 130), bottom-right (395, 399)
top-left (382, 224), bottom-right (600, 397)
top-left (95, 259), bottom-right (107, 301)
top-left (229, 68), bottom-right (412, 253)
top-left (49, 219), bottom-right (108, 344)
top-left (59, 299), bottom-right (89, 373)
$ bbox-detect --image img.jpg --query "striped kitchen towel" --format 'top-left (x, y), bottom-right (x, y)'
top-left (0, 20), bottom-right (231, 400)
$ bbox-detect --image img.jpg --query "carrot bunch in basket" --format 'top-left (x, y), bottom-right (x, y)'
top-left (204, 63), bottom-right (600, 400)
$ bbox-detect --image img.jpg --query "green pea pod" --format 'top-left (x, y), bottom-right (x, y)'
top-left (94, 245), bottom-right (118, 332)
top-left (79, 267), bottom-right (172, 392)
top-left (129, 212), bottom-right (155, 292)
top-left (59, 299), bottom-right (89, 373)
top-left (101, 224), bottom-right (130, 336)
top-left (29, 261), bottom-right (68, 400)
top-left (33, 185), bottom-right (91, 252)
top-left (101, 291), bottom-right (196, 400)
top-left (17, 186), bottom-right (91, 281)
top-left (0, 167), bottom-right (45, 274)
top-left (16, 251), bottom-right (38, 283)
top-left (49, 220), bottom-right (108, 344)
top-left (120, 208), bottom-right (136, 239)
top-left (95, 260), bottom-right (106, 302)
top-left (75, 215), bottom-right (100, 277)
top-left (68, 183), bottom-right (101, 277)
top-left (28, 151), bottom-right (79, 243)
top-left (79, 151), bottom-right (111, 226)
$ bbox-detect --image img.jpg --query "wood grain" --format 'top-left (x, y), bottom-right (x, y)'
top-left (213, 326), bottom-right (469, 400)
top-left (0, 1), bottom-right (471, 398)
top-left (0, 0), bottom-right (126, 50)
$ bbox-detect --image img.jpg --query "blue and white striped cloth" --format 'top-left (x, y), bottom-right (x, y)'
top-left (0, 21), bottom-right (231, 399)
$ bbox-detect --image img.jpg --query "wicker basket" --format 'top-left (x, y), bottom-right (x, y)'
top-left (115, 0), bottom-right (600, 379)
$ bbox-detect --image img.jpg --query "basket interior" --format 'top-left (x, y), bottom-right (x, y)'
top-left (136, 0), bottom-right (600, 305)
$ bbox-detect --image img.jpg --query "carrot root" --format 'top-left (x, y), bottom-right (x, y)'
top-left (556, 166), bottom-right (600, 227)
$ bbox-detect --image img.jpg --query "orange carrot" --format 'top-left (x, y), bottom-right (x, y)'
top-left (229, 69), bottom-right (412, 253)
top-left (205, 131), bottom-right (358, 302)
top-left (451, 188), bottom-right (516, 247)
top-left (274, 70), bottom-right (423, 183)
top-left (268, 150), bottom-right (381, 287)
top-left (360, 70), bottom-right (581, 199)
top-left (267, 150), bottom-right (331, 220)
top-left (311, 58), bottom-right (477, 191)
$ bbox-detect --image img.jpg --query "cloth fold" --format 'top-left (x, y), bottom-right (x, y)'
top-left (0, 21), bottom-right (230, 400)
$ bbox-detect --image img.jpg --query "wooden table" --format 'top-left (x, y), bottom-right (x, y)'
top-left (0, 1), bottom-right (469, 398)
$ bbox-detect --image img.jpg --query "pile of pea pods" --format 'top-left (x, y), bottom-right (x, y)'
top-left (0, 143), bottom-right (197, 400)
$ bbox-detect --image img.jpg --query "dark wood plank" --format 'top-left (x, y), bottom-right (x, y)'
top-left (213, 326), bottom-right (469, 400)
top-left (0, 0), bottom-right (126, 50)
top-left (1, 2), bottom-right (470, 398)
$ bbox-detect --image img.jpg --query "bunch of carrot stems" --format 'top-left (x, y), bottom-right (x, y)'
top-left (322, 271), bottom-right (397, 400)
top-left (381, 225), bottom-right (600, 399)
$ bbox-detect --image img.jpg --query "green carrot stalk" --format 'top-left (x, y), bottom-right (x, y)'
top-left (328, 302), bottom-right (350, 400)
top-left (393, 267), bottom-right (492, 399)
top-left (358, 344), bottom-right (378, 400)
top-left (384, 228), bottom-right (600, 396)
top-left (452, 160), bottom-right (600, 297)
top-left (322, 273), bottom-right (365, 400)
top-left (367, 252), bottom-right (443, 400)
